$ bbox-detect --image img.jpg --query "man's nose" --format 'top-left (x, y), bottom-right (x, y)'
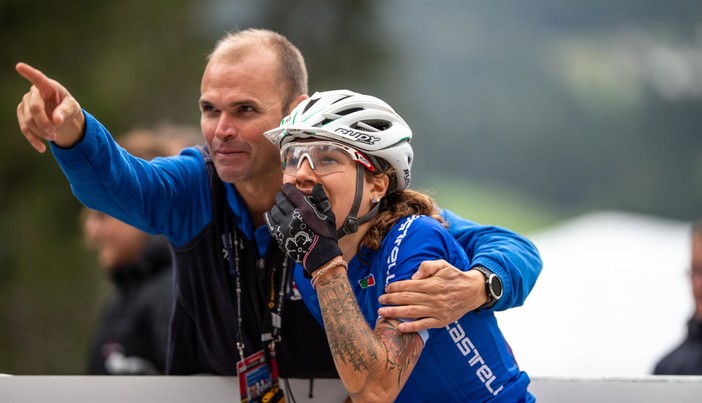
top-left (214, 114), bottom-right (238, 140)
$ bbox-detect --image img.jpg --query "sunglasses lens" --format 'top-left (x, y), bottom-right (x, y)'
top-left (282, 143), bottom-right (357, 176)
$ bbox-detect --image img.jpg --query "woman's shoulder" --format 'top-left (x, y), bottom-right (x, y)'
top-left (388, 214), bottom-right (448, 236)
top-left (377, 215), bottom-right (466, 283)
top-left (380, 215), bottom-right (454, 254)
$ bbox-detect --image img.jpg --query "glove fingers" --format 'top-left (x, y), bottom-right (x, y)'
top-left (310, 184), bottom-right (332, 214)
top-left (281, 183), bottom-right (327, 229)
top-left (274, 190), bottom-right (295, 215)
top-left (263, 211), bottom-right (277, 233)
top-left (281, 183), bottom-right (308, 207)
top-left (265, 185), bottom-right (342, 275)
top-left (264, 211), bottom-right (287, 254)
top-left (267, 205), bottom-right (284, 225)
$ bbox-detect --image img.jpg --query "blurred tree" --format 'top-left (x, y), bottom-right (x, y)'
top-left (0, 0), bottom-right (210, 374)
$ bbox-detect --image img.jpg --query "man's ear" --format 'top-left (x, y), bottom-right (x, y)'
top-left (286, 94), bottom-right (309, 115)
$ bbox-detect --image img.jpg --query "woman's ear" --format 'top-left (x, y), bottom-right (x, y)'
top-left (369, 174), bottom-right (390, 200)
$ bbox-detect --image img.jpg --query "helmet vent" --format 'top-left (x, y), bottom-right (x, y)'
top-left (320, 107), bottom-right (363, 126)
top-left (337, 107), bottom-right (362, 116)
top-left (302, 98), bottom-right (320, 114)
top-left (331, 95), bottom-right (353, 104)
top-left (352, 119), bottom-right (391, 132)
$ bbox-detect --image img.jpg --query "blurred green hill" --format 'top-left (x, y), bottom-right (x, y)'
top-left (423, 176), bottom-right (565, 235)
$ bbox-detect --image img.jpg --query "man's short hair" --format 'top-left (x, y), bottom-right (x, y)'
top-left (208, 28), bottom-right (308, 111)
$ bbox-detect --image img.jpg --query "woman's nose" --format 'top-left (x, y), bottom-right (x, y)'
top-left (294, 158), bottom-right (318, 185)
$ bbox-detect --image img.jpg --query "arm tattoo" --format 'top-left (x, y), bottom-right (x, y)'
top-left (375, 319), bottom-right (423, 387)
top-left (317, 272), bottom-right (378, 372)
top-left (316, 272), bottom-right (423, 393)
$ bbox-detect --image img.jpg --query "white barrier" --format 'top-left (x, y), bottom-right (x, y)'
top-left (2, 375), bottom-right (702, 402)
top-left (529, 375), bottom-right (702, 402)
top-left (0, 376), bottom-right (347, 403)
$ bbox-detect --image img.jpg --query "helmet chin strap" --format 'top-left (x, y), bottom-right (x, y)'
top-left (337, 164), bottom-right (381, 239)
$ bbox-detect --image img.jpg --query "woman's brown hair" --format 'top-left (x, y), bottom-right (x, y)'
top-left (360, 165), bottom-right (445, 252)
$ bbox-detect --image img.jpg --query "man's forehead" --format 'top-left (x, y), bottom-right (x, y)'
top-left (207, 47), bottom-right (278, 77)
top-left (201, 59), bottom-right (281, 105)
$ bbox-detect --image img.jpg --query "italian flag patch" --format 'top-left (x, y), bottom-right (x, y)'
top-left (358, 274), bottom-right (376, 289)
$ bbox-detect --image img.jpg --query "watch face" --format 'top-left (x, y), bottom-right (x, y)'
top-left (489, 275), bottom-right (503, 299)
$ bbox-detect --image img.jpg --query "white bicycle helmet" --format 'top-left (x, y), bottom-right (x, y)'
top-left (265, 89), bottom-right (413, 191)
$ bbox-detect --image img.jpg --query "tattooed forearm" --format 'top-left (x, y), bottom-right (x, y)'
top-left (375, 319), bottom-right (423, 387)
top-left (315, 270), bottom-right (423, 398)
top-left (317, 272), bottom-right (380, 372)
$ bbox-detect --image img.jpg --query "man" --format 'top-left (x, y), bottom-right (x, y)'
top-left (653, 219), bottom-right (702, 375)
top-left (15, 29), bottom-right (541, 378)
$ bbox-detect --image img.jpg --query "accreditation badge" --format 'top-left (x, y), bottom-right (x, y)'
top-left (237, 349), bottom-right (285, 403)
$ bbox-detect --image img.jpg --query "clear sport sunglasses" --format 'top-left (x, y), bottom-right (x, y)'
top-left (280, 141), bottom-right (376, 176)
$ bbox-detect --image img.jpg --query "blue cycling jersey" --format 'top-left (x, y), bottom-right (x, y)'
top-left (295, 215), bottom-right (534, 402)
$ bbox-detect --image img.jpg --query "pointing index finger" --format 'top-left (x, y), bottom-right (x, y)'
top-left (15, 62), bottom-right (55, 98)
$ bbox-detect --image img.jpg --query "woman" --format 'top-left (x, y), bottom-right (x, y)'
top-left (264, 90), bottom-right (533, 402)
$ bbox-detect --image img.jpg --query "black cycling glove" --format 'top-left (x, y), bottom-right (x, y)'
top-left (264, 183), bottom-right (341, 276)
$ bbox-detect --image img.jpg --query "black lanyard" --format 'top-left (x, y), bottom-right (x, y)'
top-left (266, 254), bottom-right (289, 344)
top-left (224, 220), bottom-right (288, 362)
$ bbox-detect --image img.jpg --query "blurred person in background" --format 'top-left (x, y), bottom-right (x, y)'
top-left (654, 218), bottom-right (702, 375)
top-left (85, 125), bottom-right (201, 375)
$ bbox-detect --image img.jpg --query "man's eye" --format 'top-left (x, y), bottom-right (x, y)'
top-left (200, 104), bottom-right (217, 114)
